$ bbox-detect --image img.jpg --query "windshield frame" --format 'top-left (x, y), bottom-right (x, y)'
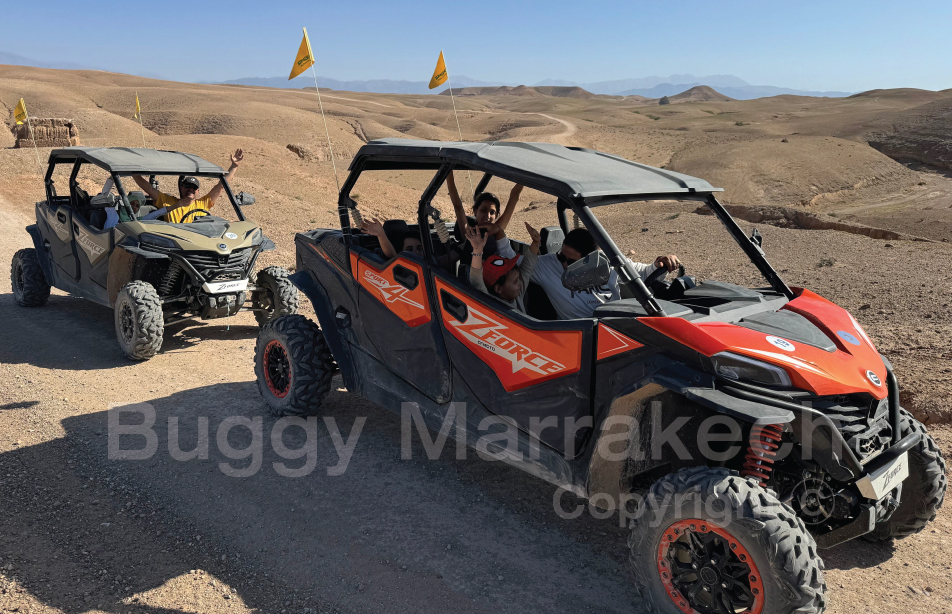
top-left (580, 193), bottom-right (794, 315)
top-left (112, 171), bottom-right (245, 222)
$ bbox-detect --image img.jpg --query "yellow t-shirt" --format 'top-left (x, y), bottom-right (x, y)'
top-left (155, 192), bottom-right (215, 224)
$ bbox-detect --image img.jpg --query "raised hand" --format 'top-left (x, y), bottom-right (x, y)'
top-left (230, 148), bottom-right (244, 167)
top-left (360, 216), bottom-right (386, 237)
top-left (465, 224), bottom-right (488, 251)
top-left (478, 221), bottom-right (503, 237)
top-left (525, 221), bottom-right (541, 245)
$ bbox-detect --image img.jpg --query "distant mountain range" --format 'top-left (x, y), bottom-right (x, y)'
top-left (215, 73), bottom-right (853, 100)
top-left (0, 51), bottom-right (94, 71)
top-left (0, 52), bottom-right (854, 100)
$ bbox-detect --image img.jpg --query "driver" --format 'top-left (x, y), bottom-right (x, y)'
top-left (131, 148), bottom-right (243, 223)
top-left (530, 228), bottom-right (680, 319)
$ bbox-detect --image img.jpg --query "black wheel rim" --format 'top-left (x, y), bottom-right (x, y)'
top-left (263, 340), bottom-right (291, 398)
top-left (119, 301), bottom-right (135, 343)
top-left (659, 520), bottom-right (762, 614)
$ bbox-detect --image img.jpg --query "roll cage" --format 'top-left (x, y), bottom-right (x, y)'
top-left (336, 139), bottom-right (793, 317)
top-left (44, 148), bottom-right (245, 222)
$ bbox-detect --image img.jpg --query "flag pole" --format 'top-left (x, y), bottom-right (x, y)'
top-left (309, 64), bottom-right (340, 193)
top-left (136, 91), bottom-right (146, 148)
top-left (440, 50), bottom-right (474, 201)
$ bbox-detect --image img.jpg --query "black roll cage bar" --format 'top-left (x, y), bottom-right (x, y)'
top-left (336, 155), bottom-right (794, 317)
top-left (44, 155), bottom-right (245, 222)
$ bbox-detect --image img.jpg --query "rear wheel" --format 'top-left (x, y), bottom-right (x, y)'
top-left (865, 409), bottom-right (946, 541)
top-left (629, 467), bottom-right (826, 614)
top-left (252, 266), bottom-right (299, 327)
top-left (11, 248), bottom-right (51, 307)
top-left (114, 281), bottom-right (164, 360)
top-left (254, 314), bottom-right (335, 416)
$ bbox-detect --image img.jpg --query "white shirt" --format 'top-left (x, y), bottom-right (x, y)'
top-left (531, 253), bottom-right (657, 320)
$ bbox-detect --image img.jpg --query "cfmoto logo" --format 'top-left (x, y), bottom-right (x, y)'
top-left (866, 370), bottom-right (882, 387)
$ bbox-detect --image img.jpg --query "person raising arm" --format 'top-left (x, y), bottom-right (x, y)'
top-left (446, 170), bottom-right (523, 260)
top-left (468, 221), bottom-right (541, 313)
top-left (132, 148), bottom-right (243, 223)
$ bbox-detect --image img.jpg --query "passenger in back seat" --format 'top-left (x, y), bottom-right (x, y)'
top-left (446, 171), bottom-right (520, 262)
top-left (467, 222), bottom-right (541, 313)
top-left (360, 217), bottom-right (424, 259)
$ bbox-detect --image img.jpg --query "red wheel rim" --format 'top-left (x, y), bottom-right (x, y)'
top-left (263, 339), bottom-right (292, 398)
top-left (656, 519), bottom-right (764, 614)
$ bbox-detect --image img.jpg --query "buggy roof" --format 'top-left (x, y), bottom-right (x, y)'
top-left (48, 147), bottom-right (225, 175)
top-left (351, 138), bottom-right (721, 202)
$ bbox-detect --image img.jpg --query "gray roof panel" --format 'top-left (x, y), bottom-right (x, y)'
top-left (352, 138), bottom-right (721, 201)
top-left (49, 147), bottom-right (225, 175)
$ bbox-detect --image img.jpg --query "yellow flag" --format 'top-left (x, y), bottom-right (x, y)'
top-left (289, 28), bottom-right (315, 80)
top-left (14, 98), bottom-right (27, 125)
top-left (429, 51), bottom-right (448, 89)
top-left (134, 92), bottom-right (141, 119)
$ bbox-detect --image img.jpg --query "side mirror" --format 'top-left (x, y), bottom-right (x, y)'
top-left (750, 227), bottom-right (763, 248)
top-left (562, 251), bottom-right (611, 292)
top-left (236, 191), bottom-right (255, 206)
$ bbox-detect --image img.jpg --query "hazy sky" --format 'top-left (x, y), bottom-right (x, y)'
top-left (7, 0), bottom-right (951, 91)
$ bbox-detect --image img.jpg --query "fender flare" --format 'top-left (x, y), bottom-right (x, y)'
top-left (25, 224), bottom-right (55, 285)
top-left (288, 270), bottom-right (357, 391)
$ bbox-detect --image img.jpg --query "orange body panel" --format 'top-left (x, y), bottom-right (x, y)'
top-left (435, 279), bottom-right (583, 392)
top-left (596, 323), bottom-right (644, 361)
top-left (355, 256), bottom-right (432, 327)
top-left (639, 289), bottom-right (887, 399)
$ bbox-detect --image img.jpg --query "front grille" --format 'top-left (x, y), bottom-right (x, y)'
top-left (812, 394), bottom-right (892, 462)
top-left (182, 248), bottom-right (252, 272)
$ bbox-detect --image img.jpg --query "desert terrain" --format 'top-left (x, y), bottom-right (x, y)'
top-left (0, 65), bottom-right (950, 614)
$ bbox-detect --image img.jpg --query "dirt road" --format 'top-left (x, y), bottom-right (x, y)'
top-left (0, 196), bottom-right (950, 614)
top-left (534, 113), bottom-right (578, 144)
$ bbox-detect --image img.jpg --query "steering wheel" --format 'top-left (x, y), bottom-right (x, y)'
top-left (644, 262), bottom-right (686, 288)
top-left (178, 208), bottom-right (210, 223)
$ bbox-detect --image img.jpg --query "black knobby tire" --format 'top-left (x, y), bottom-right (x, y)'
top-left (114, 281), bottom-right (164, 360)
top-left (11, 248), bottom-right (51, 307)
top-left (866, 409), bottom-right (947, 541)
top-left (254, 314), bottom-right (334, 417)
top-left (629, 467), bottom-right (826, 614)
top-left (252, 266), bottom-right (300, 327)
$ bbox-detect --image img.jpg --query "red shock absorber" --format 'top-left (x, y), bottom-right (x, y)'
top-left (741, 424), bottom-right (784, 486)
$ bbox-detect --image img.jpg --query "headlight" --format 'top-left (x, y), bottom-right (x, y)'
top-left (250, 229), bottom-right (263, 244)
top-left (139, 233), bottom-right (177, 249)
top-left (712, 352), bottom-right (792, 387)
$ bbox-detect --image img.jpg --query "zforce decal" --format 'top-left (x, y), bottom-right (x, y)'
top-left (356, 256), bottom-right (431, 327)
top-left (436, 280), bottom-right (582, 391)
top-left (596, 323), bottom-right (643, 361)
top-left (74, 224), bottom-right (108, 262)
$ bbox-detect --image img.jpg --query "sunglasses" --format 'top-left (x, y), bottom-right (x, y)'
top-left (557, 251), bottom-right (579, 266)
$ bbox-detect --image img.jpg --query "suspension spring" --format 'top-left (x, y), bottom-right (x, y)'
top-left (158, 261), bottom-right (184, 296)
top-left (741, 424), bottom-right (784, 487)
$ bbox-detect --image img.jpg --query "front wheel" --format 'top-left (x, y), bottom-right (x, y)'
top-left (11, 248), bottom-right (51, 307)
top-left (628, 467), bottom-right (826, 614)
top-left (115, 281), bottom-right (164, 360)
top-left (865, 409), bottom-right (946, 541)
top-left (251, 266), bottom-right (300, 327)
top-left (254, 314), bottom-right (335, 417)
